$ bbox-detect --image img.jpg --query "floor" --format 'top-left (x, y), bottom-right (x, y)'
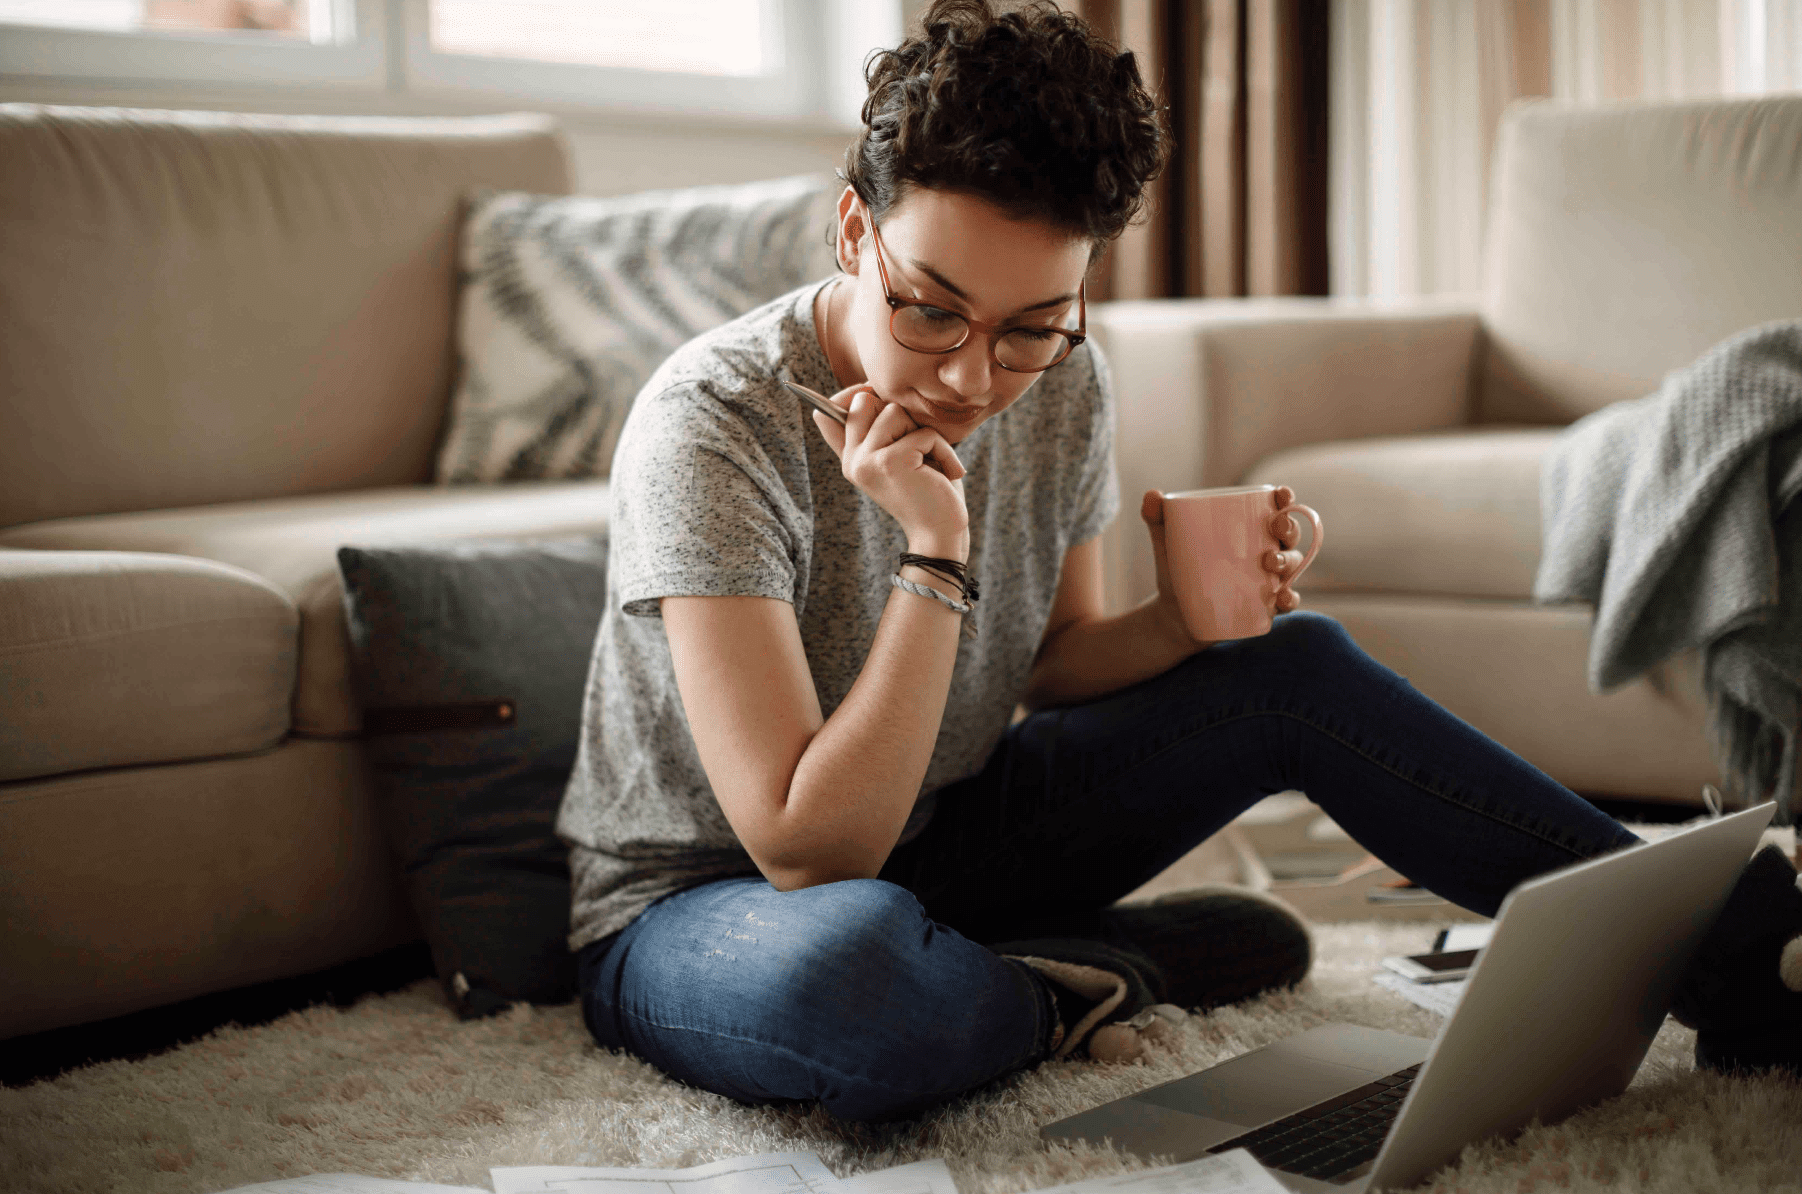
top-left (1, 795), bottom-right (1700, 1090)
top-left (1, 941), bottom-right (435, 1089)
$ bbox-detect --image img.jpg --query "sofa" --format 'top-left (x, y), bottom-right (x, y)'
top-left (1092, 91), bottom-right (1802, 810)
top-left (3, 94), bottom-right (1798, 1042)
top-left (0, 105), bottom-right (603, 1040)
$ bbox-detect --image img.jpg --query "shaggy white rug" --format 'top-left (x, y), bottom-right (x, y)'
top-left (4, 921), bottom-right (1799, 1194)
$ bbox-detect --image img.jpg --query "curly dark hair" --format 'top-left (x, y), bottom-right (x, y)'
top-left (843, 0), bottom-right (1167, 252)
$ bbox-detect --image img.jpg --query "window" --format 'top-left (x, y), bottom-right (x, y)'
top-left (0, 0), bottom-right (377, 86)
top-left (0, 0), bottom-right (342, 42)
top-left (428, 1), bottom-right (768, 76)
top-left (0, 0), bottom-right (883, 123)
top-left (403, 0), bottom-right (821, 118)
top-left (1725, 0), bottom-right (1802, 93)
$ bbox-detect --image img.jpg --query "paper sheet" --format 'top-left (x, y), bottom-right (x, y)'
top-left (492, 1151), bottom-right (844, 1194)
top-left (1372, 971), bottom-right (1468, 1017)
top-left (216, 1177), bottom-right (486, 1193)
top-left (1434, 923), bottom-right (1495, 953)
top-left (837, 1159), bottom-right (958, 1194)
top-left (1025, 1150), bottom-right (1286, 1194)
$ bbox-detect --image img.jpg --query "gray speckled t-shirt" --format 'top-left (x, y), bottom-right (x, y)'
top-left (558, 279), bottom-right (1119, 950)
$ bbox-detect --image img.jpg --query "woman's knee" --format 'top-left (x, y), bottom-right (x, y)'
top-left (1166, 609), bottom-right (1355, 681)
top-left (772, 878), bottom-right (930, 969)
top-left (771, 881), bottom-right (1027, 1029)
top-left (1151, 609), bottom-right (1396, 714)
top-left (1267, 608), bottom-right (1353, 653)
top-left (625, 880), bottom-right (1042, 1120)
top-left (1245, 610), bottom-right (1372, 677)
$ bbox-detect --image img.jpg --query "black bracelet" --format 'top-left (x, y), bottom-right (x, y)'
top-left (898, 553), bottom-right (980, 604)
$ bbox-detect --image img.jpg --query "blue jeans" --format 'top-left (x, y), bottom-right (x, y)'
top-left (578, 612), bottom-right (1640, 1120)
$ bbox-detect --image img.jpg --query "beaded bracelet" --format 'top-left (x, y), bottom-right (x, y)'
top-left (891, 573), bottom-right (980, 639)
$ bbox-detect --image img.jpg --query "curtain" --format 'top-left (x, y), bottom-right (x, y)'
top-left (1332, 0), bottom-right (1802, 299)
top-left (1073, 0), bottom-right (1332, 301)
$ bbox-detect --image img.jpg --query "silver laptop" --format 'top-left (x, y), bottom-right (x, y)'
top-left (1041, 802), bottom-right (1776, 1192)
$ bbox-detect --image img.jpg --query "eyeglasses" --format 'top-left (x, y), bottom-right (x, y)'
top-left (869, 220), bottom-right (1085, 373)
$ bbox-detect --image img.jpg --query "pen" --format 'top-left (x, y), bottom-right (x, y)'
top-left (782, 380), bottom-right (847, 425)
top-left (783, 379), bottom-right (958, 477)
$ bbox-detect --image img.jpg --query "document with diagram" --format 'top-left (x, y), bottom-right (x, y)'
top-left (492, 1152), bottom-right (849, 1194)
top-left (1024, 1150), bottom-right (1285, 1194)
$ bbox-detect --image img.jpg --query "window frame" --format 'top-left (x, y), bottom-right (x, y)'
top-left (403, 0), bottom-right (823, 120)
top-left (0, 0), bottom-right (385, 89)
top-left (0, 0), bottom-right (846, 122)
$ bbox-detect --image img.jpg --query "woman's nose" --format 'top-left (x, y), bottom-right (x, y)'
top-left (937, 336), bottom-right (992, 398)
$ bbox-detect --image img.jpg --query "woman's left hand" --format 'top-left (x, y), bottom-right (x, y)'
top-left (1263, 486), bottom-right (1306, 610)
top-left (1140, 486), bottom-right (1304, 644)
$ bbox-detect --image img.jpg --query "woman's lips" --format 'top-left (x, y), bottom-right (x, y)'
top-left (920, 394), bottom-right (985, 424)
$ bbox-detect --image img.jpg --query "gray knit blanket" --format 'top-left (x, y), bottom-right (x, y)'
top-left (1534, 320), bottom-right (1802, 826)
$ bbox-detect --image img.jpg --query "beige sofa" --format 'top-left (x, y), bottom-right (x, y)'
top-left (1093, 92), bottom-right (1802, 808)
top-left (3, 94), bottom-right (1798, 1042)
top-left (0, 105), bottom-right (609, 1040)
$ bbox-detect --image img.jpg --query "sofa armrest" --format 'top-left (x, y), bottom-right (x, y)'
top-left (1088, 295), bottom-right (1485, 611)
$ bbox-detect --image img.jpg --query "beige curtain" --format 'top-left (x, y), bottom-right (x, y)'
top-left (1333, 0), bottom-right (1802, 298)
top-left (1074, 0), bottom-right (1332, 301)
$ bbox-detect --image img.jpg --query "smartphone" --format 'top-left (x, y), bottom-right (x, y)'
top-left (1380, 947), bottom-right (1479, 983)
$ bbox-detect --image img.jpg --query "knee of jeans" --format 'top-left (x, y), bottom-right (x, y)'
top-left (1268, 609), bottom-right (1349, 652)
top-left (782, 879), bottom-right (1037, 1039)
top-left (1169, 609), bottom-right (1353, 687)
top-left (1262, 610), bottom-right (1366, 675)
top-left (778, 878), bottom-right (927, 970)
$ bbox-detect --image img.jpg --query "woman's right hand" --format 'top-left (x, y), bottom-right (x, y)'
top-left (812, 384), bottom-right (970, 558)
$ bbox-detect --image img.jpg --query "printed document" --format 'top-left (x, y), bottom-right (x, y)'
top-left (1022, 1150), bottom-right (1286, 1194)
top-left (492, 1152), bottom-right (845, 1194)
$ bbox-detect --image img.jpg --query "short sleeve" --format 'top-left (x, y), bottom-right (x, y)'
top-left (609, 383), bottom-right (807, 618)
top-left (1067, 341), bottom-right (1121, 546)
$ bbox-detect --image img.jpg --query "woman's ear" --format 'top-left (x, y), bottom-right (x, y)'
top-left (835, 185), bottom-right (866, 275)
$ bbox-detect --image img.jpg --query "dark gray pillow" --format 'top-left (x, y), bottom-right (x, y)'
top-left (337, 536), bottom-right (607, 1019)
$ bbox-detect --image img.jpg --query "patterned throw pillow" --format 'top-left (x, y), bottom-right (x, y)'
top-left (435, 174), bottom-right (839, 484)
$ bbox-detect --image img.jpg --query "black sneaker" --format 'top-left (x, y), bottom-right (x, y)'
top-left (993, 937), bottom-right (1185, 1062)
top-left (1006, 886), bottom-right (1313, 1012)
top-left (1670, 844), bottom-right (1802, 1077)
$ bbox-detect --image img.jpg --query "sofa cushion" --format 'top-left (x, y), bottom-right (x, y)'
top-left (0, 549), bottom-right (295, 783)
top-left (338, 537), bottom-right (609, 1019)
top-left (0, 105), bottom-right (572, 528)
top-left (0, 482), bottom-right (610, 737)
top-left (433, 174), bottom-right (838, 484)
top-left (1243, 427), bottom-right (1559, 600)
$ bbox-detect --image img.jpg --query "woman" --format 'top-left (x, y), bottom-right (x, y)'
top-left (559, 0), bottom-right (1802, 1120)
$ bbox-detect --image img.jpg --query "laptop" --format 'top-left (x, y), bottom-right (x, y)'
top-left (1040, 802), bottom-right (1776, 1192)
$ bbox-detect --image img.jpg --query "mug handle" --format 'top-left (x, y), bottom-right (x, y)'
top-left (1275, 502), bottom-right (1324, 583)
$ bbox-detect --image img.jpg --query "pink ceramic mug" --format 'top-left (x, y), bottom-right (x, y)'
top-left (1162, 484), bottom-right (1324, 640)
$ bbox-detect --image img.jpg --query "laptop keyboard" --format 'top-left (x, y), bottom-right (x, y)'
top-left (1206, 1063), bottom-right (1422, 1183)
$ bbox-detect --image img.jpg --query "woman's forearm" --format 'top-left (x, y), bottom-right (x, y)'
top-left (760, 566), bottom-right (965, 890)
top-left (1022, 595), bottom-right (1202, 710)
